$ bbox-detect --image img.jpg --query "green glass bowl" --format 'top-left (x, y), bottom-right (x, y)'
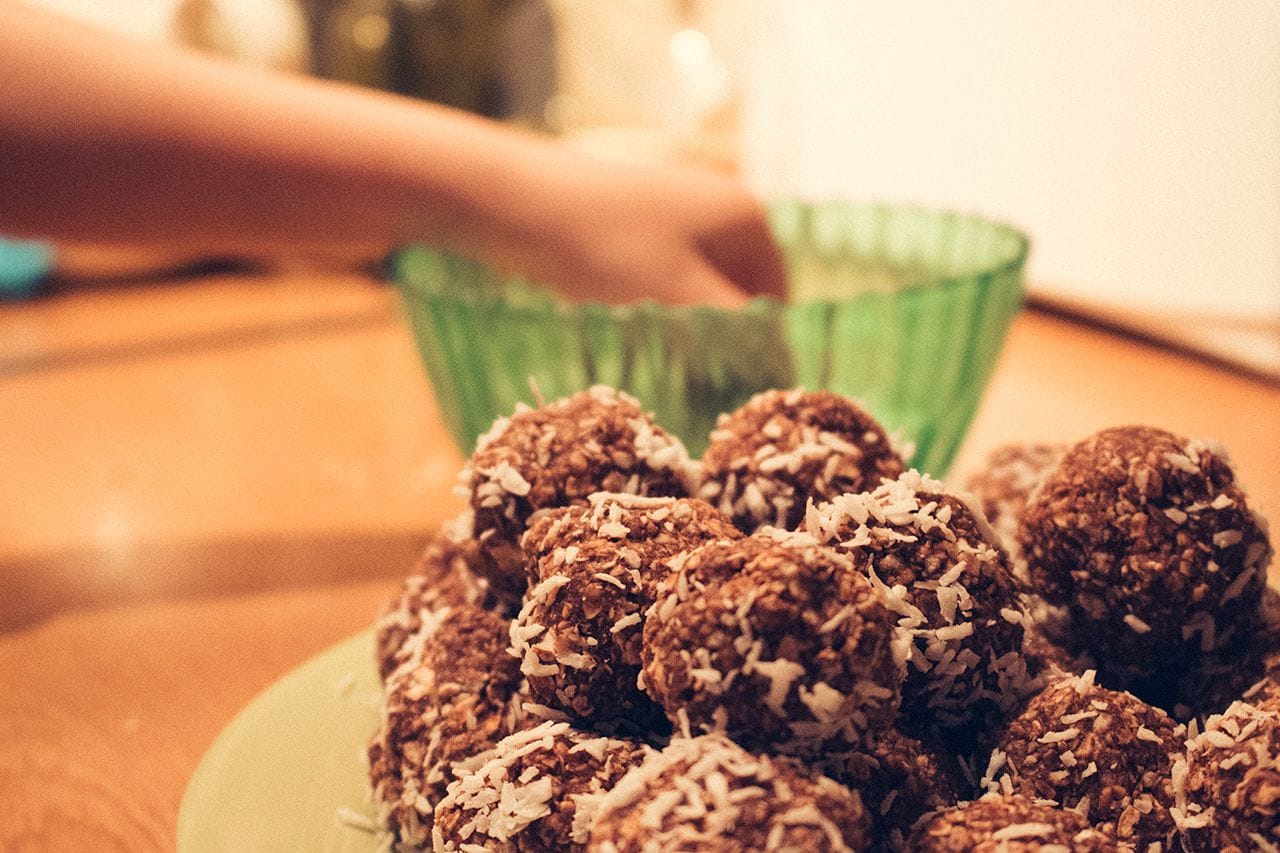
top-left (391, 201), bottom-right (1028, 476)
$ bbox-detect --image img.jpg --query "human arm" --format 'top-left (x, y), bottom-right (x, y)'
top-left (0, 3), bottom-right (785, 307)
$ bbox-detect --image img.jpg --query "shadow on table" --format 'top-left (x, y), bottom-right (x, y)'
top-left (0, 529), bottom-right (432, 632)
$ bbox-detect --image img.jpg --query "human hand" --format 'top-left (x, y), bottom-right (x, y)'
top-left (475, 151), bottom-right (788, 309)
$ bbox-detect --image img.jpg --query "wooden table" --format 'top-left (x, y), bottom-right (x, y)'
top-left (1, 269), bottom-right (1277, 850)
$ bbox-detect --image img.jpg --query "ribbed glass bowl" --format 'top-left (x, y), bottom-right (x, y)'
top-left (391, 201), bottom-right (1028, 476)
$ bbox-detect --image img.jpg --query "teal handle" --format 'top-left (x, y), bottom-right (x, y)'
top-left (0, 237), bottom-right (54, 299)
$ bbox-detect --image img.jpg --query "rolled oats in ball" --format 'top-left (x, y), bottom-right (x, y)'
top-left (803, 470), bottom-right (1039, 730)
top-left (510, 493), bottom-right (740, 725)
top-left (962, 441), bottom-right (1067, 578)
top-left (586, 733), bottom-right (872, 852)
top-left (374, 523), bottom-right (507, 681)
top-left (1018, 425), bottom-right (1272, 669)
top-left (462, 386), bottom-right (695, 600)
top-left (1234, 605), bottom-right (1280, 714)
top-left (1019, 621), bottom-right (1094, 684)
top-left (368, 604), bottom-right (526, 847)
top-left (825, 726), bottom-right (969, 851)
top-left (1119, 591), bottom-right (1280, 722)
top-left (1177, 699), bottom-right (1280, 852)
top-left (1190, 587), bottom-right (1280, 717)
top-left (520, 492), bottom-right (741, 591)
top-left (909, 792), bottom-right (1121, 852)
top-left (985, 671), bottom-right (1183, 849)
top-left (432, 719), bottom-right (648, 852)
top-left (698, 388), bottom-right (906, 532)
top-left (641, 528), bottom-right (902, 756)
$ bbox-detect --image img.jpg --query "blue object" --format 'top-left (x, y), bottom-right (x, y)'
top-left (0, 237), bottom-right (54, 299)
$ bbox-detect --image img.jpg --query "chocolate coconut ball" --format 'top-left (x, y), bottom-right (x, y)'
top-left (803, 471), bottom-right (1039, 730)
top-left (1116, 593), bottom-right (1280, 722)
top-left (1175, 587), bottom-right (1280, 719)
top-left (520, 492), bottom-right (742, 591)
top-left (985, 671), bottom-right (1183, 849)
top-left (1177, 700), bottom-right (1280, 852)
top-left (368, 604), bottom-right (525, 847)
top-left (374, 524), bottom-right (507, 681)
top-left (586, 733), bottom-right (872, 852)
top-left (1229, 587), bottom-right (1280, 714)
top-left (1239, 670), bottom-right (1280, 716)
top-left (909, 792), bottom-right (1121, 852)
top-left (432, 720), bottom-right (648, 852)
top-left (462, 386), bottom-right (695, 600)
top-left (1031, 589), bottom-right (1280, 722)
top-left (641, 529), bottom-right (902, 756)
top-left (826, 726), bottom-right (969, 850)
top-left (697, 388), bottom-right (906, 532)
top-left (511, 494), bottom-right (740, 726)
top-left (1019, 622), bottom-right (1094, 683)
top-left (1018, 426), bottom-right (1273, 669)
top-left (962, 442), bottom-right (1067, 578)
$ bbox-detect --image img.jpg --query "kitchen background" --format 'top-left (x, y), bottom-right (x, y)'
top-left (14, 0), bottom-right (1280, 377)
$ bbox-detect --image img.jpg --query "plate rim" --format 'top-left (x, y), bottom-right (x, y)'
top-left (175, 628), bottom-right (380, 852)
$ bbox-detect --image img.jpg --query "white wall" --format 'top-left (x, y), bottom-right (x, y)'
top-left (741, 2), bottom-right (1280, 323)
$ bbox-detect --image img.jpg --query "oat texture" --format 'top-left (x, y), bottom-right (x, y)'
top-left (698, 389), bottom-right (906, 532)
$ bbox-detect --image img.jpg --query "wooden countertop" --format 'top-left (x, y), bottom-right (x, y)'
top-left (1, 268), bottom-right (1277, 850)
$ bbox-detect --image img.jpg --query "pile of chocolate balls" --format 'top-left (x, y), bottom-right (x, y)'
top-left (365, 386), bottom-right (1273, 852)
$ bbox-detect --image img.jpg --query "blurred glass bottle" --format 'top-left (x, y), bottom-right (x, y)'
top-left (391, 0), bottom-right (506, 118)
top-left (320, 0), bottom-right (555, 127)
top-left (320, 0), bottom-right (396, 90)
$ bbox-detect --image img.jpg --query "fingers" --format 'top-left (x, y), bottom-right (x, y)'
top-left (696, 197), bottom-right (789, 302)
top-left (540, 221), bottom-right (754, 308)
top-left (535, 247), bottom-right (747, 309)
top-left (667, 259), bottom-right (752, 309)
top-left (588, 158), bottom-right (788, 303)
top-left (508, 154), bottom-right (785, 308)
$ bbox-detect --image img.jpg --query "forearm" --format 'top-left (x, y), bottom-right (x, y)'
top-left (0, 4), bottom-right (785, 306)
top-left (0, 3), bottom-right (563, 262)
